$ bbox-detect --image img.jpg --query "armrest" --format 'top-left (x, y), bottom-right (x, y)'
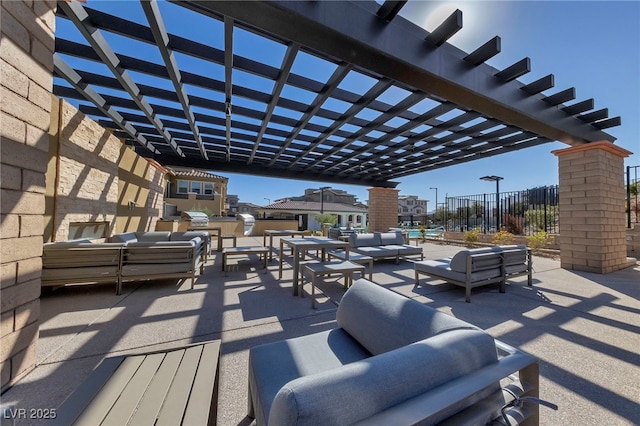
top-left (353, 340), bottom-right (539, 426)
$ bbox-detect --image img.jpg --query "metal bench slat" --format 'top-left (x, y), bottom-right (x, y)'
top-left (128, 350), bottom-right (185, 425)
top-left (183, 341), bottom-right (221, 426)
top-left (102, 352), bottom-right (165, 425)
top-left (156, 345), bottom-right (204, 425)
top-left (75, 356), bottom-right (144, 425)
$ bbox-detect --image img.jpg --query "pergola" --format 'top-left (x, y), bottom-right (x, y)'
top-left (53, 0), bottom-right (621, 188)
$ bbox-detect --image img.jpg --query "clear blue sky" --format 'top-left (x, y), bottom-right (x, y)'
top-left (57, 1), bottom-right (640, 208)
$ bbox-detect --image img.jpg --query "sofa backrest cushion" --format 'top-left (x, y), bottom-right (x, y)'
top-left (268, 329), bottom-right (498, 426)
top-left (336, 279), bottom-right (479, 355)
top-left (110, 233), bottom-right (138, 244)
top-left (376, 231), bottom-right (405, 246)
top-left (349, 233), bottom-right (381, 248)
top-left (134, 231), bottom-right (171, 242)
top-left (449, 247), bottom-right (501, 273)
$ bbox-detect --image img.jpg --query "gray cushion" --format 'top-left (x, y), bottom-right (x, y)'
top-left (249, 329), bottom-right (370, 426)
top-left (134, 231), bottom-right (171, 242)
top-left (41, 266), bottom-right (118, 282)
top-left (376, 231), bottom-right (405, 245)
top-left (268, 329), bottom-right (498, 426)
top-left (109, 233), bottom-right (138, 243)
top-left (387, 244), bottom-right (423, 256)
top-left (350, 246), bottom-right (398, 258)
top-left (336, 279), bottom-right (478, 355)
top-left (349, 233), bottom-right (381, 248)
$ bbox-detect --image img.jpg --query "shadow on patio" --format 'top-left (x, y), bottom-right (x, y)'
top-left (2, 238), bottom-right (639, 425)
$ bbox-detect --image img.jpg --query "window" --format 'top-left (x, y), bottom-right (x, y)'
top-left (177, 180), bottom-right (188, 194)
top-left (204, 182), bottom-right (214, 195)
top-left (190, 181), bottom-right (201, 194)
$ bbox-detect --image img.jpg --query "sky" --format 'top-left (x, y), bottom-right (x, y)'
top-left (56, 1), bottom-right (640, 209)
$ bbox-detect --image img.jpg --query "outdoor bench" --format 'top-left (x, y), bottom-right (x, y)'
top-left (414, 245), bottom-right (532, 302)
top-left (222, 246), bottom-right (269, 273)
top-left (301, 260), bottom-right (366, 308)
top-left (42, 231), bottom-right (207, 295)
top-left (52, 339), bottom-right (221, 426)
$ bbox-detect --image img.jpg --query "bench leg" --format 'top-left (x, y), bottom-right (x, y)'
top-left (414, 270), bottom-right (420, 286)
top-left (465, 285), bottom-right (472, 303)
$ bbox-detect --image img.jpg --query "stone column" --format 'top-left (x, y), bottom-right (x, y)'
top-left (367, 187), bottom-right (399, 232)
top-left (552, 141), bottom-right (634, 273)
top-left (1, 1), bottom-right (56, 390)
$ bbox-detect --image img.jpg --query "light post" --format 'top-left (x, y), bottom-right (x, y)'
top-left (480, 176), bottom-right (503, 231)
top-left (319, 186), bottom-right (330, 214)
top-left (429, 187), bottom-right (438, 225)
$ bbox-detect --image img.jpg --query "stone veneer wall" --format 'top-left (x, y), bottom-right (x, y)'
top-left (115, 148), bottom-right (167, 234)
top-left (46, 99), bottom-right (120, 242)
top-left (1, 0), bottom-right (56, 391)
top-left (367, 187), bottom-right (400, 232)
top-left (553, 141), bottom-right (633, 273)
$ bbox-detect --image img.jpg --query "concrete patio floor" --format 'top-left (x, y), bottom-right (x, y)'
top-left (2, 238), bottom-right (639, 425)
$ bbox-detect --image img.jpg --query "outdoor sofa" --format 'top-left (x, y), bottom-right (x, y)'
top-left (247, 278), bottom-right (540, 425)
top-left (348, 231), bottom-right (423, 263)
top-left (42, 231), bottom-right (208, 295)
top-left (414, 245), bottom-right (533, 302)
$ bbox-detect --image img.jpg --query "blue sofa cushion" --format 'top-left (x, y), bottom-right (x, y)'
top-left (268, 329), bottom-right (498, 426)
top-left (336, 279), bottom-right (479, 355)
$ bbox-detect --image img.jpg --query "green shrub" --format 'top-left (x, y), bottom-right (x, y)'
top-left (492, 230), bottom-right (514, 245)
top-left (464, 229), bottom-right (480, 246)
top-left (527, 231), bottom-right (554, 253)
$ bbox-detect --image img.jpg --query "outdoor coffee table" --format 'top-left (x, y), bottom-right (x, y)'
top-left (302, 260), bottom-right (365, 308)
top-left (222, 246), bottom-right (269, 274)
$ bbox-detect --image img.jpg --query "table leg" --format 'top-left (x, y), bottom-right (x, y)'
top-left (293, 247), bottom-right (300, 296)
top-left (269, 235), bottom-right (274, 262)
top-left (278, 239), bottom-right (284, 279)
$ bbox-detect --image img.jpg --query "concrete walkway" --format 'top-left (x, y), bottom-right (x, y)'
top-left (2, 238), bottom-right (639, 425)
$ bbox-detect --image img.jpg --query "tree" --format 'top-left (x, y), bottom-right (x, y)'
top-left (314, 213), bottom-right (337, 226)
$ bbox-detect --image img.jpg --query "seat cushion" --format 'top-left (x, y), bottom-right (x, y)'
top-left (249, 328), bottom-right (370, 426)
top-left (336, 279), bottom-right (479, 355)
top-left (350, 246), bottom-right (398, 259)
top-left (268, 329), bottom-right (498, 426)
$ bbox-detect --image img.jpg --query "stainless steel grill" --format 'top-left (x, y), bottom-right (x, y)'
top-left (181, 211), bottom-right (209, 228)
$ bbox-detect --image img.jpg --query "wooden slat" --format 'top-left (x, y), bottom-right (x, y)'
top-left (128, 350), bottom-right (185, 425)
top-left (156, 345), bottom-right (204, 425)
top-left (50, 357), bottom-right (124, 426)
top-left (101, 352), bottom-right (165, 425)
top-left (74, 356), bottom-right (144, 426)
top-left (183, 341), bottom-right (221, 425)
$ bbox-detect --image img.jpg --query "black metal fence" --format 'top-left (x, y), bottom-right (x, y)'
top-left (627, 165), bottom-right (639, 227)
top-left (433, 186), bottom-right (560, 236)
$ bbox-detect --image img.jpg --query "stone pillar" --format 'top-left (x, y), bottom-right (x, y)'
top-left (367, 187), bottom-right (399, 232)
top-left (553, 141), bottom-right (634, 273)
top-left (1, 1), bottom-right (56, 390)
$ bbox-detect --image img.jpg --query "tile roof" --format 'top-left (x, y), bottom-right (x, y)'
top-left (264, 200), bottom-right (367, 213)
top-left (168, 168), bottom-right (228, 181)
